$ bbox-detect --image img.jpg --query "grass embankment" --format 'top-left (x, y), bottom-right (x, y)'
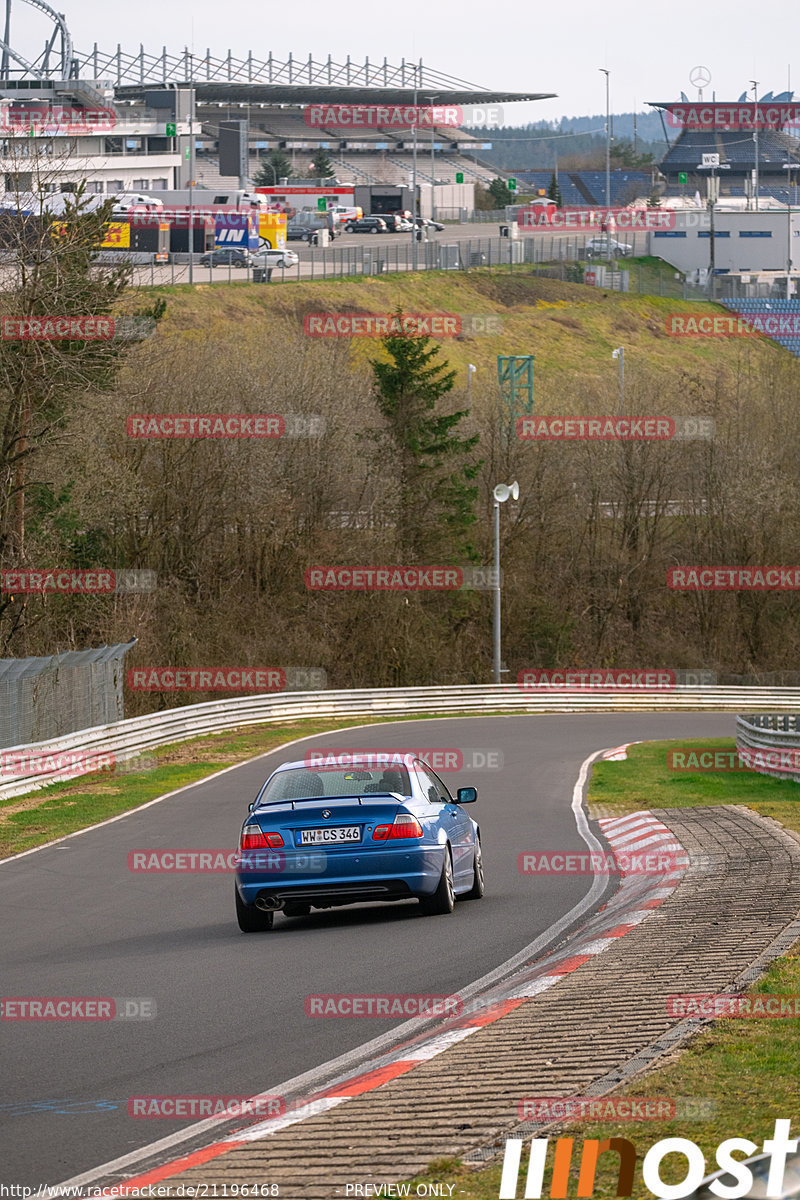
top-left (136, 269), bottom-right (788, 397)
top-left (402, 738), bottom-right (800, 1198)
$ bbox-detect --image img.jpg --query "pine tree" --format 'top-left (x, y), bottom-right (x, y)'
top-left (370, 316), bottom-right (480, 562)
top-left (309, 148), bottom-right (335, 179)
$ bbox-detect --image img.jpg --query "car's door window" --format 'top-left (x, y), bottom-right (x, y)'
top-left (415, 762), bottom-right (451, 805)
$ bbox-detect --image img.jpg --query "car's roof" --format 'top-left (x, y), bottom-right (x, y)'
top-left (272, 757), bottom-right (418, 774)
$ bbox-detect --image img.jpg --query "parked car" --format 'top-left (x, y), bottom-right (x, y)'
top-left (415, 217), bottom-right (444, 232)
top-left (287, 221), bottom-right (316, 242)
top-left (253, 247), bottom-right (299, 268)
top-left (345, 217), bottom-right (388, 234)
top-left (373, 213), bottom-right (410, 232)
top-left (199, 247), bottom-right (253, 268)
top-left (291, 211), bottom-right (336, 239)
top-left (234, 757), bottom-right (484, 931)
top-left (585, 236), bottom-right (633, 259)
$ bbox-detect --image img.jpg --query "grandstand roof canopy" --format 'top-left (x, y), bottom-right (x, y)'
top-left (115, 84), bottom-right (554, 105)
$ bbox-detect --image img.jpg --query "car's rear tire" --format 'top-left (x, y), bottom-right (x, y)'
top-left (420, 847), bottom-right (455, 916)
top-left (370, 227), bottom-right (378, 233)
top-left (461, 839), bottom-right (485, 901)
top-left (235, 888), bottom-right (274, 932)
top-left (283, 902), bottom-right (311, 918)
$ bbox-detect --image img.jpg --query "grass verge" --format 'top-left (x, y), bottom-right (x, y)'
top-left (401, 737), bottom-right (800, 1198)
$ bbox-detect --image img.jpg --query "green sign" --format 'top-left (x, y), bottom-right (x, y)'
top-left (184, 147), bottom-right (190, 159)
top-left (678, 171), bottom-right (687, 184)
top-left (166, 122), bottom-right (176, 137)
top-left (508, 177), bottom-right (517, 190)
top-left (317, 198), bottom-right (327, 211)
top-left (455, 171), bottom-right (464, 183)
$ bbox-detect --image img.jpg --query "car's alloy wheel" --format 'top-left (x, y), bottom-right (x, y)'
top-left (420, 847), bottom-right (455, 915)
top-left (461, 839), bottom-right (485, 901)
top-left (370, 227), bottom-right (378, 233)
top-left (235, 887), bottom-right (274, 932)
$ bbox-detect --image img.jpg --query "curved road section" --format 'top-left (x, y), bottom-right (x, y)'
top-left (2, 712), bottom-right (741, 1186)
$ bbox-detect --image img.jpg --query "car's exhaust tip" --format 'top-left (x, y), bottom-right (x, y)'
top-left (255, 894), bottom-right (284, 912)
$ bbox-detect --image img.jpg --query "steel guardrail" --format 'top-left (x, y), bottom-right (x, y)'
top-left (3, 685), bottom-right (800, 802)
top-left (736, 712), bottom-right (800, 783)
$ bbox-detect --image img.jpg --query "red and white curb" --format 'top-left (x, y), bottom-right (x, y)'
top-left (86, 808), bottom-right (687, 1195)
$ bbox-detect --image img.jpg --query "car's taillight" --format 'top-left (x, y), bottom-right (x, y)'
top-left (372, 813), bottom-right (424, 841)
top-left (240, 825), bottom-right (284, 850)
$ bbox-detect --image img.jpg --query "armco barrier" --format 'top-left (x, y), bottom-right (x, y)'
top-left (3, 685), bottom-right (800, 803)
top-left (737, 713), bottom-right (800, 783)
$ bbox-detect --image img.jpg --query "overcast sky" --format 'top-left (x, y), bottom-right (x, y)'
top-left (15, 0), bottom-right (800, 124)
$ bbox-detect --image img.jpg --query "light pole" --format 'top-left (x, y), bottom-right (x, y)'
top-left (427, 93), bottom-right (438, 224)
top-left (467, 362), bottom-right (476, 401)
top-left (782, 162), bottom-right (797, 299)
top-left (492, 481), bottom-right (519, 685)
top-left (697, 158), bottom-right (730, 299)
top-left (187, 56), bottom-right (195, 284)
top-left (612, 347), bottom-right (624, 411)
top-left (411, 63), bottom-right (419, 270)
top-left (750, 80), bottom-right (759, 211)
top-left (600, 69), bottom-right (610, 207)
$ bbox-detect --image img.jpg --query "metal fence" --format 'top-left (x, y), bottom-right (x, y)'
top-left (0, 640), bottom-right (137, 749)
top-left (117, 234), bottom-right (767, 302)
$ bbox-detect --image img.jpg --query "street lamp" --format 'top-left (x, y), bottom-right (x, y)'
top-left (599, 69), bottom-right (610, 208)
top-left (750, 80), bottom-right (759, 211)
top-left (612, 347), bottom-right (624, 411)
top-left (697, 157), bottom-right (731, 299)
top-left (782, 162), bottom-right (798, 299)
top-left (492, 480), bottom-right (519, 685)
top-left (427, 93), bottom-right (438, 224)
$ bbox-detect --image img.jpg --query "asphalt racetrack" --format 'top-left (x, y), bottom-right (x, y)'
top-left (0, 711), bottom-right (733, 1186)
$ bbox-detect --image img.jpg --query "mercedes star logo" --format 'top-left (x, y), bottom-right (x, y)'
top-left (690, 66), bottom-right (712, 89)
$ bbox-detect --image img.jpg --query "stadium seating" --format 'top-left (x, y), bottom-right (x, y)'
top-left (719, 298), bottom-right (800, 356)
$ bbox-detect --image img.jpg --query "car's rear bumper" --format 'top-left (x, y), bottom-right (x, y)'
top-left (235, 843), bottom-right (445, 906)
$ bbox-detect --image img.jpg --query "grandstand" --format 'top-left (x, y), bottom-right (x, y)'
top-left (650, 93), bottom-right (800, 201)
top-left (510, 169), bottom-right (653, 206)
top-left (0, 0), bottom-right (554, 197)
top-left (719, 298), bottom-right (800, 357)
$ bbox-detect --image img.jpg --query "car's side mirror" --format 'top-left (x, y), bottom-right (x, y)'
top-left (248, 801), bottom-right (256, 812)
top-left (457, 787), bottom-right (478, 804)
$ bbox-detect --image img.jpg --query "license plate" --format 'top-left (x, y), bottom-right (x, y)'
top-left (298, 826), bottom-right (361, 845)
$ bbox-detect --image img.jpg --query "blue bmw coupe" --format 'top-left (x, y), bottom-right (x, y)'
top-left (234, 757), bottom-right (484, 931)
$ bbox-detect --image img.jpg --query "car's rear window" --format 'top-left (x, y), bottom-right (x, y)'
top-left (260, 765), bottom-right (412, 804)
